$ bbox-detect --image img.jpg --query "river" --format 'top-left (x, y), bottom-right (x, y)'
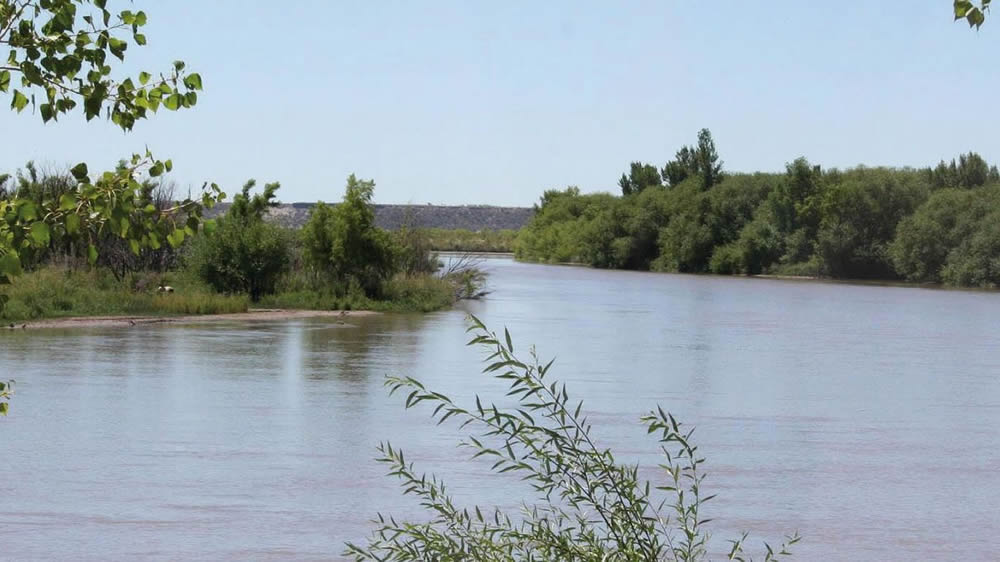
top-left (2, 256), bottom-right (999, 560)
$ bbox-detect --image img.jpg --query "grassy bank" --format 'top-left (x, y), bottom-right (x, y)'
top-left (0, 266), bottom-right (459, 323)
top-left (0, 267), bottom-right (249, 323)
top-left (424, 228), bottom-right (518, 253)
top-left (259, 274), bottom-right (456, 314)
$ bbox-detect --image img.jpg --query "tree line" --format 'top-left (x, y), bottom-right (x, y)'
top-left (188, 173), bottom-right (448, 304)
top-left (517, 129), bottom-right (1000, 287)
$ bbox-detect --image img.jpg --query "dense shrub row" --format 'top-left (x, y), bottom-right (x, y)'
top-left (1, 169), bottom-right (477, 319)
top-left (517, 131), bottom-right (1000, 287)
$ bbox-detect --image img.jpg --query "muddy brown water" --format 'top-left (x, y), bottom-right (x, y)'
top-left (2, 256), bottom-right (998, 560)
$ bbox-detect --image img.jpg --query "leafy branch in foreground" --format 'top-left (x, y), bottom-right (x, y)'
top-left (346, 316), bottom-right (799, 561)
top-left (1, 0), bottom-right (204, 130)
top-left (0, 152), bottom-right (224, 286)
top-left (955, 0), bottom-right (991, 28)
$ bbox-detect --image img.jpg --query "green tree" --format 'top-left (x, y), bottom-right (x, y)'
top-left (661, 146), bottom-right (695, 187)
top-left (928, 152), bottom-right (995, 189)
top-left (301, 201), bottom-right (337, 278)
top-left (226, 178), bottom-right (279, 221)
top-left (940, 212), bottom-right (1000, 287)
top-left (891, 186), bottom-right (1000, 285)
top-left (188, 180), bottom-right (290, 301)
top-left (661, 129), bottom-right (724, 190)
top-left (652, 181), bottom-right (715, 273)
top-left (617, 162), bottom-right (661, 196)
top-left (516, 188), bottom-right (616, 265)
top-left (693, 128), bottom-right (724, 189)
top-left (301, 175), bottom-right (397, 297)
top-left (815, 168), bottom-right (928, 278)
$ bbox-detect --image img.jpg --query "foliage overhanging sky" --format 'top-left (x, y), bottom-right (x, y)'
top-left (2, 1), bottom-right (996, 206)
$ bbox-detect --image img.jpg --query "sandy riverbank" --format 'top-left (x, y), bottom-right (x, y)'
top-left (4, 309), bottom-right (377, 330)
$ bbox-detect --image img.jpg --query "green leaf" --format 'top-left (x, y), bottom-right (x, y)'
top-left (65, 213), bottom-right (80, 234)
top-left (134, 33), bottom-right (147, 46)
top-left (149, 161), bottom-right (164, 177)
top-left (129, 238), bottom-right (140, 255)
top-left (138, 71), bottom-right (151, 86)
top-left (108, 37), bottom-right (127, 60)
top-left (163, 93), bottom-right (182, 111)
top-left (164, 159), bottom-right (173, 172)
top-left (70, 162), bottom-right (89, 181)
top-left (88, 244), bottom-right (98, 265)
top-left (11, 90), bottom-right (28, 112)
top-left (59, 193), bottom-right (77, 211)
top-left (183, 72), bottom-right (203, 91)
top-left (18, 201), bottom-right (37, 221)
top-left (969, 8), bottom-right (986, 27)
top-left (30, 222), bottom-right (50, 246)
top-left (955, 0), bottom-right (974, 19)
top-left (166, 228), bottom-right (185, 248)
top-left (203, 219), bottom-right (217, 235)
top-left (0, 70), bottom-right (10, 93)
top-left (0, 252), bottom-right (23, 277)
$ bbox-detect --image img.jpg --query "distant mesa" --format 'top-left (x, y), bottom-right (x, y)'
top-left (207, 203), bottom-right (533, 231)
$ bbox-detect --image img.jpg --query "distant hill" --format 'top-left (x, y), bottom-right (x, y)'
top-left (207, 203), bottom-right (534, 231)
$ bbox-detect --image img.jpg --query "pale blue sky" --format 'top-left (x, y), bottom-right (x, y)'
top-left (2, 1), bottom-right (997, 205)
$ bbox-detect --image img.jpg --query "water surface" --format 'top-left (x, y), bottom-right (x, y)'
top-left (2, 257), bottom-right (998, 560)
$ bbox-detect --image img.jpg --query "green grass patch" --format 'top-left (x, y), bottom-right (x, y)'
top-left (424, 228), bottom-right (518, 253)
top-left (0, 266), bottom-right (248, 322)
top-left (1, 266), bottom-right (461, 323)
top-left (258, 274), bottom-right (455, 313)
top-left (375, 274), bottom-right (456, 312)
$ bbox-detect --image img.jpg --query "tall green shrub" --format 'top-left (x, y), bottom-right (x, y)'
top-left (188, 180), bottom-right (291, 301)
top-left (301, 175), bottom-right (397, 297)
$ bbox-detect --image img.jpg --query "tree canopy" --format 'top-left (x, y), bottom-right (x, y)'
top-left (301, 175), bottom-right (397, 297)
top-left (1, 0), bottom-right (203, 129)
top-left (661, 129), bottom-right (724, 190)
top-left (188, 181), bottom-right (290, 302)
top-left (519, 148), bottom-right (1000, 288)
top-left (618, 162), bottom-right (661, 196)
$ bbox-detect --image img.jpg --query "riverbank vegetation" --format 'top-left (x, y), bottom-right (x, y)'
top-left (423, 228), bottom-right (518, 253)
top-left (1, 166), bottom-right (481, 322)
top-left (0, 267), bottom-right (249, 323)
top-left (516, 129), bottom-right (1000, 288)
top-left (0, 2), bottom-right (481, 323)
